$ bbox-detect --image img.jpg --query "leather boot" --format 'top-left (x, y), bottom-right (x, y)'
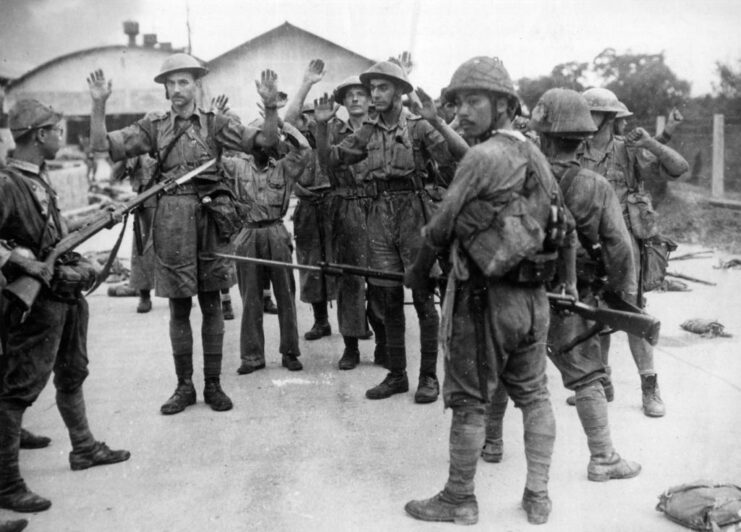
top-left (304, 320), bottom-right (331, 340)
top-left (588, 452), bottom-right (641, 482)
top-left (136, 295), bottom-right (152, 314)
top-left (0, 519), bottom-right (28, 532)
top-left (69, 441), bottom-right (131, 471)
top-left (405, 406), bottom-right (484, 525)
top-left (365, 372), bottom-right (408, 400)
top-left (0, 409), bottom-right (51, 513)
top-left (414, 374), bottom-right (439, 404)
top-left (263, 296), bottom-right (278, 314)
top-left (338, 347), bottom-right (360, 370)
top-left (160, 379), bottom-right (197, 415)
top-left (522, 488), bottom-right (551, 525)
top-left (203, 378), bottom-right (233, 411)
top-left (19, 428), bottom-right (50, 450)
top-left (641, 374), bottom-right (665, 417)
top-left (282, 354), bottom-right (303, 371)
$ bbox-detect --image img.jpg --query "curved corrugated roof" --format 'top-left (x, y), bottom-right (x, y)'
top-left (8, 45), bottom-right (199, 88)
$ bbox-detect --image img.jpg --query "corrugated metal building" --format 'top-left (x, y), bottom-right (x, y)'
top-left (6, 21), bottom-right (376, 143)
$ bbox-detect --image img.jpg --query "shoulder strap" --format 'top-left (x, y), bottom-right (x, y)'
top-left (559, 165), bottom-right (581, 197)
top-left (153, 122), bottom-right (193, 180)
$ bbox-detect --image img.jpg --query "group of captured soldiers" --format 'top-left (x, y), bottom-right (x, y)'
top-left (0, 48), bottom-right (688, 530)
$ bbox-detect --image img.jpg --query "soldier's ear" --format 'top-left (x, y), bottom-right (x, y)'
top-left (164, 86), bottom-right (169, 100)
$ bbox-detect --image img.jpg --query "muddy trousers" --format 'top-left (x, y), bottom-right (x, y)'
top-left (485, 385), bottom-right (509, 446)
top-left (382, 286), bottom-right (438, 377)
top-left (168, 292), bottom-right (224, 381)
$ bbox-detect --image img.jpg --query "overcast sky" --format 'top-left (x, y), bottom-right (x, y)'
top-left (1, 0), bottom-right (739, 96)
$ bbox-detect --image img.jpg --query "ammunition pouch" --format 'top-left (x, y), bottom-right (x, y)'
top-left (626, 191), bottom-right (659, 240)
top-left (641, 234), bottom-right (677, 293)
top-left (50, 252), bottom-right (96, 301)
top-left (200, 192), bottom-right (240, 242)
top-left (504, 251), bottom-right (559, 286)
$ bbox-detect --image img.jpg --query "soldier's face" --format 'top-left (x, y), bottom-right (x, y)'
top-left (455, 90), bottom-right (493, 138)
top-left (344, 87), bottom-right (370, 117)
top-left (369, 79), bottom-right (398, 113)
top-left (38, 122), bottom-right (63, 159)
top-left (165, 72), bottom-right (198, 108)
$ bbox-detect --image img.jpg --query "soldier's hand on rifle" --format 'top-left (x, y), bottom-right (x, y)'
top-left (560, 282), bottom-right (579, 300)
top-left (256, 70), bottom-right (282, 108)
top-left (303, 59), bottom-right (326, 86)
top-left (313, 93), bottom-right (338, 123)
top-left (210, 94), bottom-right (230, 115)
top-left (87, 69), bottom-right (112, 102)
top-left (625, 127), bottom-right (651, 148)
top-left (102, 204), bottom-right (123, 229)
top-left (412, 87), bottom-right (439, 123)
top-left (10, 250), bottom-right (52, 286)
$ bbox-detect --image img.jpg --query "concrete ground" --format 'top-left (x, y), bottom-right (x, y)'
top-left (2, 221), bottom-right (740, 531)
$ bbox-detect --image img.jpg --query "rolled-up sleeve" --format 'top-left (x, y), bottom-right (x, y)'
top-left (216, 117), bottom-right (259, 155)
top-left (108, 121), bottom-right (155, 162)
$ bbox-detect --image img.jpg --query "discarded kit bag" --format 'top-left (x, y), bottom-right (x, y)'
top-left (455, 197), bottom-right (545, 278)
top-left (626, 190), bottom-right (659, 239)
top-left (641, 235), bottom-right (677, 293)
top-left (656, 481), bottom-right (741, 531)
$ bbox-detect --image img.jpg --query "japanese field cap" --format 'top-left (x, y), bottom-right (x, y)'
top-left (8, 99), bottom-right (63, 140)
top-left (359, 61), bottom-right (413, 95)
top-left (154, 53), bottom-right (209, 84)
top-left (529, 88), bottom-right (597, 139)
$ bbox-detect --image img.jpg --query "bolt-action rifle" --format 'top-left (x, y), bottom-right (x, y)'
top-left (214, 253), bottom-right (661, 344)
top-left (4, 158), bottom-right (217, 311)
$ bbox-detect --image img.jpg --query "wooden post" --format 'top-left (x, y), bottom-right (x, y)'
top-left (656, 115), bottom-right (666, 136)
top-left (712, 114), bottom-right (725, 198)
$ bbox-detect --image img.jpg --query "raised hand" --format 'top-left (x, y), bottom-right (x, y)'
top-left (313, 93), bottom-right (338, 123)
top-left (390, 51), bottom-right (414, 75)
top-left (412, 86), bottom-right (438, 122)
top-left (303, 59), bottom-right (326, 85)
top-left (210, 94), bottom-right (230, 114)
top-left (256, 69), bottom-right (280, 107)
top-left (625, 126), bottom-right (651, 147)
top-left (87, 69), bottom-right (112, 102)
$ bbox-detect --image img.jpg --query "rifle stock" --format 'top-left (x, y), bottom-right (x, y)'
top-left (4, 158), bottom-right (216, 311)
top-left (548, 293), bottom-right (661, 345)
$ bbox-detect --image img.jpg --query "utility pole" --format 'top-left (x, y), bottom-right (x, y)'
top-left (186, 1), bottom-right (192, 54)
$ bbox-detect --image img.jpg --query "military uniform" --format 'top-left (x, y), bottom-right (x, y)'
top-left (578, 128), bottom-right (687, 416)
top-left (108, 109), bottom-right (257, 297)
top-left (124, 154), bottom-right (157, 294)
top-left (223, 133), bottom-right (310, 372)
top-left (328, 106), bottom-right (454, 395)
top-left (0, 151), bottom-right (129, 513)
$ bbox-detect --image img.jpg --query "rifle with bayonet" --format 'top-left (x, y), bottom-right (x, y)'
top-left (4, 158), bottom-right (217, 311)
top-left (214, 253), bottom-right (661, 344)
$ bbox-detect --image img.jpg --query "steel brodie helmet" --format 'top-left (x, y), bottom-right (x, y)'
top-left (359, 61), bottom-right (413, 95)
top-left (154, 53), bottom-right (209, 84)
top-left (529, 88), bottom-right (597, 139)
top-left (334, 76), bottom-right (367, 104)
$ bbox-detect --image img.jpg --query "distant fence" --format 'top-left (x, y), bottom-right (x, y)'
top-left (636, 114), bottom-right (741, 196)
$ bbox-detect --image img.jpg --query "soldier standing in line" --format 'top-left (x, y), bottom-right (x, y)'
top-left (322, 60), bottom-right (464, 403)
top-left (283, 60), bottom-right (338, 342)
top-left (225, 121), bottom-right (311, 374)
top-left (483, 88), bottom-right (642, 482)
top-left (403, 57), bottom-right (572, 526)
top-left (0, 99), bottom-right (130, 514)
top-left (87, 54), bottom-right (282, 415)
top-left (577, 87), bottom-right (689, 417)
top-left (314, 76), bottom-right (384, 369)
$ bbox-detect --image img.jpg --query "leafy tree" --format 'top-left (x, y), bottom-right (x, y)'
top-left (517, 61), bottom-right (588, 113)
top-left (592, 48), bottom-right (690, 120)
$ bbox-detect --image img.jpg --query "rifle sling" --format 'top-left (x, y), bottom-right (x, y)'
top-left (85, 213), bottom-right (130, 297)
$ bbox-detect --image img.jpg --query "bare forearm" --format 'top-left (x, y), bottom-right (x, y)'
top-left (257, 107), bottom-right (280, 148)
top-left (284, 81), bottom-right (313, 126)
top-left (642, 137), bottom-right (689, 177)
top-left (429, 116), bottom-right (469, 161)
top-left (90, 100), bottom-right (110, 152)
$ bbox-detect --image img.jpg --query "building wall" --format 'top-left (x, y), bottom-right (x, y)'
top-left (6, 47), bottom-right (172, 117)
top-left (204, 29), bottom-right (375, 123)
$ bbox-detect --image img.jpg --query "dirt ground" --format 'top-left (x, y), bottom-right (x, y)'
top-left (2, 195), bottom-right (741, 531)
